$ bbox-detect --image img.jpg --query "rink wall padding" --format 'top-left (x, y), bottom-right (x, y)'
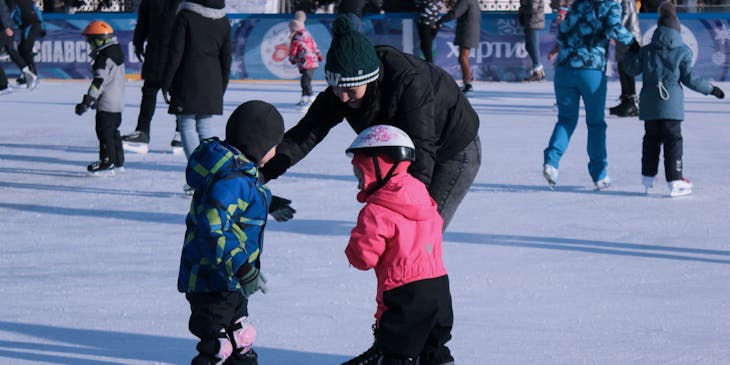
top-left (3, 12), bottom-right (729, 82)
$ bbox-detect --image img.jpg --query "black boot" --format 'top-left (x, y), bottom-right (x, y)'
top-left (609, 95), bottom-right (639, 117)
top-left (342, 343), bottom-right (382, 365)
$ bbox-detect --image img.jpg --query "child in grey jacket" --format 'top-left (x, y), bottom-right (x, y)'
top-left (75, 20), bottom-right (126, 176)
top-left (622, 2), bottom-right (724, 197)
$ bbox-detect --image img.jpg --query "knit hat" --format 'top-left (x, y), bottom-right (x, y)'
top-left (225, 101), bottom-right (285, 164)
top-left (289, 19), bottom-right (304, 32)
top-left (658, 1), bottom-right (681, 32)
top-left (325, 14), bottom-right (380, 87)
top-left (294, 10), bottom-right (307, 22)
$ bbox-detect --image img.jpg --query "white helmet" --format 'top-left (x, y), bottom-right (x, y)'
top-left (346, 125), bottom-right (416, 162)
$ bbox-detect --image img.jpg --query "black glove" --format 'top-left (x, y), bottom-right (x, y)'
top-left (269, 195), bottom-right (296, 222)
top-left (134, 44), bottom-right (144, 62)
top-left (238, 266), bottom-right (267, 298)
top-left (711, 86), bottom-right (725, 99)
top-left (628, 39), bottom-right (641, 53)
top-left (75, 94), bottom-right (95, 115)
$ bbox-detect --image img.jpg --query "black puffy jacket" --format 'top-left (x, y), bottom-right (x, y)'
top-left (261, 45), bottom-right (479, 187)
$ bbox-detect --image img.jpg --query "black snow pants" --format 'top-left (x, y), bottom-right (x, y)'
top-left (642, 119), bottom-right (683, 181)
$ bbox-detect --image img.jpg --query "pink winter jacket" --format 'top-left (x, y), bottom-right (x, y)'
top-left (288, 29), bottom-right (322, 71)
top-left (346, 154), bottom-right (447, 321)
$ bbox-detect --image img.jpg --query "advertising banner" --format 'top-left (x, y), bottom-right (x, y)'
top-left (2, 13), bottom-right (729, 82)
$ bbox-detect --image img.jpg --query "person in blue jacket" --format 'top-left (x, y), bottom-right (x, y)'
top-left (542, 0), bottom-right (636, 190)
top-left (178, 100), bottom-right (285, 365)
top-left (622, 1), bottom-right (724, 197)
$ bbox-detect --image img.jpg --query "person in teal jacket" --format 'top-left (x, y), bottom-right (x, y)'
top-left (622, 1), bottom-right (724, 197)
top-left (542, 0), bottom-right (635, 190)
top-left (178, 100), bottom-right (285, 365)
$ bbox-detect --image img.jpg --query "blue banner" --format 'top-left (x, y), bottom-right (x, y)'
top-left (2, 12), bottom-right (729, 82)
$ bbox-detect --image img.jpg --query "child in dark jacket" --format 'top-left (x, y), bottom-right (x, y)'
top-left (178, 100), bottom-right (285, 365)
top-left (342, 125), bottom-right (454, 365)
top-left (288, 10), bottom-right (322, 107)
top-left (622, 1), bottom-right (724, 197)
top-left (74, 20), bottom-right (126, 176)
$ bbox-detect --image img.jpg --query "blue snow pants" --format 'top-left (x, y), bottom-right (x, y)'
top-left (544, 66), bottom-right (608, 182)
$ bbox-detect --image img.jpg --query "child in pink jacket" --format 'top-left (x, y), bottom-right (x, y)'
top-left (342, 125), bottom-right (455, 365)
top-left (288, 10), bottom-right (322, 107)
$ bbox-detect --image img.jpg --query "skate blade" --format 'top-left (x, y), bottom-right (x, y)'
top-left (122, 141), bottom-right (149, 154)
top-left (669, 188), bottom-right (692, 197)
top-left (87, 169), bottom-right (116, 177)
top-left (171, 146), bottom-right (184, 155)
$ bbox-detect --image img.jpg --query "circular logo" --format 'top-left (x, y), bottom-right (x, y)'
top-left (642, 25), bottom-right (699, 66)
top-left (260, 22), bottom-right (299, 79)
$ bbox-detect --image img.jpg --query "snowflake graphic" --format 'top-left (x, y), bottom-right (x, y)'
top-left (712, 51), bottom-right (726, 66)
top-left (714, 24), bottom-right (730, 45)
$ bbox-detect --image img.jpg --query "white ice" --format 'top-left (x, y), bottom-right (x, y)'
top-left (1, 79), bottom-right (730, 365)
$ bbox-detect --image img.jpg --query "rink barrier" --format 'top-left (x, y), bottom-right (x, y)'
top-left (2, 12), bottom-right (728, 82)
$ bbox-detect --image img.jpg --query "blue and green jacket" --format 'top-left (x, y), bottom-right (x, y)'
top-left (622, 26), bottom-right (714, 121)
top-left (178, 138), bottom-right (271, 293)
top-left (555, 0), bottom-right (635, 71)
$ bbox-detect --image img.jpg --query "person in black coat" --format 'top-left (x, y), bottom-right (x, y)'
top-left (121, 0), bottom-right (181, 153)
top-left (260, 14), bottom-right (481, 231)
top-left (0, 0), bottom-right (37, 93)
top-left (161, 0), bottom-right (231, 160)
top-left (11, 0), bottom-right (44, 85)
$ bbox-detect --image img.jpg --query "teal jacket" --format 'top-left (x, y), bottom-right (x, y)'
top-left (178, 138), bottom-right (271, 293)
top-left (623, 26), bottom-right (714, 121)
top-left (555, 0), bottom-right (635, 71)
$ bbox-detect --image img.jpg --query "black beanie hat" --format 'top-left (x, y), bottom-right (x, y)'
top-left (658, 1), bottom-right (681, 32)
top-left (325, 14), bottom-right (380, 88)
top-left (225, 101), bottom-right (285, 164)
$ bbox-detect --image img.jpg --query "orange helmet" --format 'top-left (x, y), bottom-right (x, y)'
top-left (82, 20), bottom-right (114, 36)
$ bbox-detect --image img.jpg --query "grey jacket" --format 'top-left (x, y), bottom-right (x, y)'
top-left (439, 0), bottom-right (481, 49)
top-left (623, 26), bottom-right (714, 121)
top-left (518, 0), bottom-right (545, 30)
top-left (87, 41), bottom-right (126, 113)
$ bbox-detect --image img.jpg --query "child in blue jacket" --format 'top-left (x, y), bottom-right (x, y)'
top-left (178, 100), bottom-right (285, 365)
top-left (622, 1), bottom-right (724, 197)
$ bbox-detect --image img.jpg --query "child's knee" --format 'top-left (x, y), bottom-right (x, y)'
top-left (194, 328), bottom-right (233, 365)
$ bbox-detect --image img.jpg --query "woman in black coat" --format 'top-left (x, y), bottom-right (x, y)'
top-left (162, 0), bottom-right (231, 159)
top-left (261, 14), bottom-right (481, 231)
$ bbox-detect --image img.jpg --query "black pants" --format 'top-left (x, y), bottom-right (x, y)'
top-left (186, 291), bottom-right (251, 365)
top-left (0, 30), bottom-right (28, 88)
top-left (95, 111), bottom-right (124, 167)
top-left (642, 119), bottom-right (683, 181)
top-left (377, 275), bottom-right (454, 365)
top-left (137, 79), bottom-right (162, 134)
top-left (300, 69), bottom-right (314, 96)
top-left (18, 23), bottom-right (43, 74)
top-left (617, 62), bottom-right (636, 97)
top-left (417, 22), bottom-right (438, 63)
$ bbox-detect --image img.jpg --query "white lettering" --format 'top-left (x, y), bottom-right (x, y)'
top-left (37, 40), bottom-right (90, 63)
top-left (53, 41), bottom-right (64, 62)
top-left (447, 41), bottom-right (529, 63)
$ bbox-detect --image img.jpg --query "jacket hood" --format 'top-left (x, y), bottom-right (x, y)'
top-left (353, 154), bottom-right (435, 221)
top-left (186, 138), bottom-right (258, 193)
top-left (650, 26), bottom-right (683, 50)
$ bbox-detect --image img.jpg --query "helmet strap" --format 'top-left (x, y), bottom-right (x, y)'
top-left (365, 156), bottom-right (401, 194)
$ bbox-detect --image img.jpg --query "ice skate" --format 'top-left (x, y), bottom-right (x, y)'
top-left (594, 176), bottom-right (612, 190)
top-left (668, 178), bottom-right (692, 197)
top-left (543, 164), bottom-right (558, 189)
top-left (171, 132), bottom-right (184, 155)
top-left (296, 95), bottom-right (313, 111)
top-left (642, 175), bottom-right (656, 194)
top-left (461, 82), bottom-right (473, 94)
top-left (341, 343), bottom-right (382, 365)
top-left (183, 184), bottom-right (195, 196)
top-left (609, 95), bottom-right (639, 117)
top-left (87, 160), bottom-right (116, 177)
top-left (13, 75), bottom-right (28, 89)
top-left (0, 86), bottom-right (12, 95)
top-left (22, 67), bottom-right (39, 90)
top-left (122, 131), bottom-right (150, 154)
top-left (114, 166), bottom-right (126, 174)
top-left (524, 65), bottom-right (545, 81)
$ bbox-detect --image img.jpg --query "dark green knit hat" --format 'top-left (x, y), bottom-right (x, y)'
top-left (325, 15), bottom-right (380, 88)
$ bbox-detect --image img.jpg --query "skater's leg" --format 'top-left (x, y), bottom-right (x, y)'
top-left (641, 120), bottom-right (661, 178)
top-left (427, 135), bottom-right (481, 231)
top-left (137, 80), bottom-right (160, 135)
top-left (578, 69), bottom-right (608, 182)
top-left (544, 66), bottom-right (580, 169)
top-left (660, 120), bottom-right (683, 182)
